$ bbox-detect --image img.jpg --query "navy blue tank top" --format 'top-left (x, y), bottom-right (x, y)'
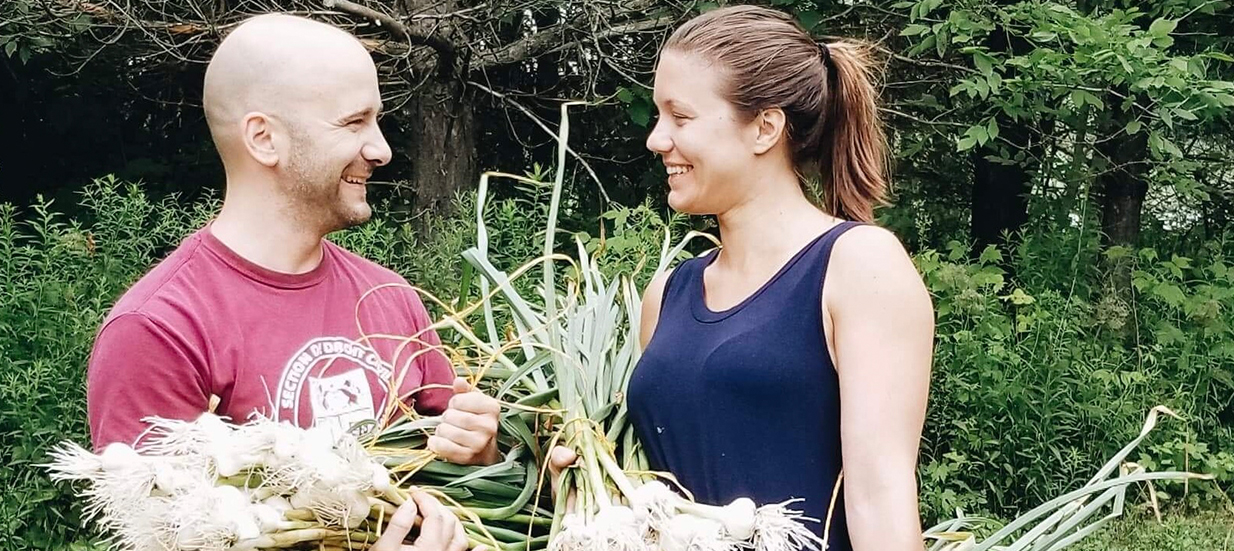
top-left (627, 222), bottom-right (859, 551)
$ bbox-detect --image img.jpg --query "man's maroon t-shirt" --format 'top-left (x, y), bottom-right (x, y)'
top-left (86, 225), bottom-right (454, 449)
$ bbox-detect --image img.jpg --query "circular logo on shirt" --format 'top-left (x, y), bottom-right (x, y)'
top-left (274, 336), bottom-right (394, 438)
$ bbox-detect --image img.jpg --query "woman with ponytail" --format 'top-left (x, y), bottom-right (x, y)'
top-left (626, 5), bottom-right (934, 550)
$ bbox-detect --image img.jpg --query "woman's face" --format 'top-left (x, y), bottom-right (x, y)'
top-left (645, 50), bottom-right (763, 215)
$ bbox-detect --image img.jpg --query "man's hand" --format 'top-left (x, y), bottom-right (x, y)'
top-left (547, 446), bottom-right (578, 509)
top-left (428, 378), bottom-right (501, 466)
top-left (372, 490), bottom-right (469, 551)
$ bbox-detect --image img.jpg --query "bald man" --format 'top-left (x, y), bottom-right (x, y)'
top-left (87, 13), bottom-right (499, 483)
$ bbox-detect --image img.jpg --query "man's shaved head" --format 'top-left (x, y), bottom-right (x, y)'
top-left (204, 14), bottom-right (374, 155)
top-left (202, 13), bottom-right (391, 233)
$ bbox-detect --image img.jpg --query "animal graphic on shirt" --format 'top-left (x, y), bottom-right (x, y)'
top-left (308, 368), bottom-right (376, 438)
top-left (319, 377), bottom-right (363, 411)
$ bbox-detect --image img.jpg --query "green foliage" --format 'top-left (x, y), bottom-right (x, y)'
top-left (575, 202), bottom-right (695, 290)
top-left (0, 177), bottom-right (214, 550)
top-left (0, 0), bottom-right (85, 65)
top-left (918, 227), bottom-right (1234, 519)
top-left (899, 0), bottom-right (1234, 154)
top-left (1072, 510), bottom-right (1234, 550)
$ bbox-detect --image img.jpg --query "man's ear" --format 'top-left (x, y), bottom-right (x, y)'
top-left (241, 112), bottom-right (280, 167)
top-left (751, 107), bottom-right (787, 155)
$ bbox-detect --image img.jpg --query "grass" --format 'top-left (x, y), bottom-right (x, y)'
top-left (1072, 510), bottom-right (1234, 550)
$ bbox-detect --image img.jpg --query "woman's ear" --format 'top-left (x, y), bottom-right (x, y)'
top-left (752, 107), bottom-right (787, 155)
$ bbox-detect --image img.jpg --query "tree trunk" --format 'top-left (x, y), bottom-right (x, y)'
top-left (1096, 131), bottom-right (1149, 249)
top-left (970, 123), bottom-right (1032, 254)
top-left (398, 76), bottom-right (478, 218)
top-left (1094, 125), bottom-right (1149, 341)
top-left (969, 7), bottom-right (1039, 258)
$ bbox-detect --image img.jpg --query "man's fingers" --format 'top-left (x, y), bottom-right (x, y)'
top-left (447, 391), bottom-right (501, 416)
top-left (372, 499), bottom-right (419, 551)
top-left (410, 491), bottom-right (454, 550)
top-left (441, 408), bottom-right (498, 434)
top-left (548, 445), bottom-right (578, 474)
top-left (427, 435), bottom-right (471, 463)
top-left (450, 517), bottom-right (468, 551)
top-left (430, 426), bottom-right (489, 455)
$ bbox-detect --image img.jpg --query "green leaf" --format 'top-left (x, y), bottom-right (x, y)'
top-left (1206, 52), bottom-right (1234, 63)
top-left (978, 246), bottom-right (1003, 264)
top-left (902, 24), bottom-right (931, 37)
top-left (1125, 120), bottom-right (1143, 135)
top-left (626, 102), bottom-right (650, 127)
top-left (957, 135), bottom-right (978, 152)
top-left (912, 0), bottom-right (944, 20)
top-left (616, 88), bottom-right (633, 103)
top-left (891, 1), bottom-right (915, 8)
top-left (1160, 108), bottom-right (1175, 130)
top-left (987, 72), bottom-right (1002, 94)
top-left (1155, 321), bottom-right (1185, 345)
top-left (1174, 108), bottom-right (1198, 121)
top-left (1212, 369), bottom-right (1234, 390)
top-left (974, 78), bottom-right (990, 99)
top-left (966, 124), bottom-right (989, 145)
top-left (3, 41), bottom-right (16, 58)
top-left (797, 10), bottom-right (823, 31)
top-left (1106, 246), bottom-right (1133, 260)
top-left (1149, 18), bottom-right (1179, 38)
top-left (1153, 283), bottom-right (1186, 307)
top-left (1163, 137), bottom-right (1184, 157)
top-left (1070, 90), bottom-right (1104, 111)
top-left (1001, 288), bottom-right (1035, 305)
top-left (1212, 261), bottom-right (1229, 279)
top-left (1071, 90), bottom-right (1086, 109)
top-left (910, 35), bottom-right (937, 56)
top-left (987, 118), bottom-right (999, 140)
top-left (974, 52), bottom-right (995, 76)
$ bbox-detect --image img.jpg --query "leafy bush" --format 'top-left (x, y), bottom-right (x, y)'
top-left (918, 230), bottom-right (1234, 519)
top-left (0, 177), bottom-right (214, 550)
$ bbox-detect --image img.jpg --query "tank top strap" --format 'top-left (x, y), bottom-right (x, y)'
top-left (795, 220), bottom-right (863, 288)
top-left (657, 247), bottom-right (716, 310)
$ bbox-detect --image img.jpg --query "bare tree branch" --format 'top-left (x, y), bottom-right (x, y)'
top-left (474, 14), bottom-right (674, 70)
top-left (322, 0), bottom-right (456, 73)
